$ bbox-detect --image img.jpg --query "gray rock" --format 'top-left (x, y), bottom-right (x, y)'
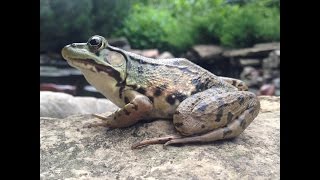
top-left (157, 51), bottom-right (174, 59)
top-left (40, 91), bottom-right (118, 118)
top-left (263, 50), bottom-right (280, 70)
top-left (130, 49), bottom-right (160, 58)
top-left (239, 59), bottom-right (261, 67)
top-left (192, 44), bottom-right (223, 59)
top-left (240, 66), bottom-right (263, 87)
top-left (40, 96), bottom-right (280, 179)
top-left (223, 42), bottom-right (280, 58)
top-left (273, 78), bottom-right (280, 89)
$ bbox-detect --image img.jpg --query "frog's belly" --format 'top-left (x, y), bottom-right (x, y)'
top-left (146, 97), bottom-right (180, 119)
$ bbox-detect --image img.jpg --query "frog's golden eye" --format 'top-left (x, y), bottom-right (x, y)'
top-left (88, 36), bottom-right (104, 50)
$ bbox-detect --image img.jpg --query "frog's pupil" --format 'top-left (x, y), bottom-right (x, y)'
top-left (89, 38), bottom-right (100, 46)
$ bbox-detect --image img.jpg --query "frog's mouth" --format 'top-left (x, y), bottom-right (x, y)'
top-left (67, 58), bottom-right (123, 83)
top-left (68, 58), bottom-right (115, 73)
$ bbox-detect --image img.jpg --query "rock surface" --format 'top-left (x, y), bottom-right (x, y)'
top-left (40, 96), bottom-right (280, 179)
top-left (40, 91), bottom-right (118, 118)
top-left (192, 45), bottom-right (223, 59)
top-left (223, 42), bottom-right (280, 58)
top-left (130, 49), bottom-right (160, 58)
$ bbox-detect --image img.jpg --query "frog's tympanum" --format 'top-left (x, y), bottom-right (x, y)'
top-left (61, 35), bottom-right (260, 149)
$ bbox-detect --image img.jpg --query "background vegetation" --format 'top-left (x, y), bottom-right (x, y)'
top-left (40, 0), bottom-right (279, 54)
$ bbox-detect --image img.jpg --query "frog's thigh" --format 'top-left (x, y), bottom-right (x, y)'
top-left (219, 76), bottom-right (248, 91)
top-left (168, 91), bottom-right (260, 146)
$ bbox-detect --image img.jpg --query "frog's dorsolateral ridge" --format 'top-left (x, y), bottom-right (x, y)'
top-left (61, 35), bottom-right (260, 149)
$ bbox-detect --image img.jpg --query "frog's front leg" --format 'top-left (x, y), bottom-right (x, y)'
top-left (86, 92), bottom-right (153, 128)
top-left (132, 89), bottom-right (260, 149)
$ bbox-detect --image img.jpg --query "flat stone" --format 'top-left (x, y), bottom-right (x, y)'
top-left (40, 96), bottom-right (280, 179)
top-left (240, 59), bottom-right (261, 67)
top-left (40, 91), bottom-right (118, 118)
top-left (130, 49), bottom-right (159, 58)
top-left (223, 42), bottom-right (280, 58)
top-left (157, 51), bottom-right (174, 59)
top-left (192, 45), bottom-right (223, 59)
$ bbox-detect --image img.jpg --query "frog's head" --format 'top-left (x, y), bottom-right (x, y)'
top-left (61, 35), bottom-right (127, 84)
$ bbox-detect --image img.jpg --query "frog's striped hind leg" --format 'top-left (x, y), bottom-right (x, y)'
top-left (163, 92), bottom-right (260, 147)
top-left (219, 76), bottom-right (248, 91)
top-left (163, 110), bottom-right (254, 147)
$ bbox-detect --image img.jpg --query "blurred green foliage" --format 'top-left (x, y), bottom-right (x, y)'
top-left (40, 0), bottom-right (135, 52)
top-left (40, 0), bottom-right (279, 54)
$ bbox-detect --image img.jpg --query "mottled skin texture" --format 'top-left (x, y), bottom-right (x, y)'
top-left (61, 35), bottom-right (260, 149)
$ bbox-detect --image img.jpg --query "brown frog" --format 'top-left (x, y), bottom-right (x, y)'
top-left (61, 35), bottom-right (260, 149)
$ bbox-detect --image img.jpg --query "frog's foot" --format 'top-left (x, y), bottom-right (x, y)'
top-left (92, 113), bottom-right (109, 121)
top-left (131, 135), bottom-right (181, 149)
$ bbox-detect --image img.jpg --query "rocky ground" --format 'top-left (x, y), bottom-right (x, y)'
top-left (40, 93), bottom-right (280, 179)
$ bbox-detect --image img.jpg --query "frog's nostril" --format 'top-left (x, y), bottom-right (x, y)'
top-left (71, 43), bottom-right (76, 47)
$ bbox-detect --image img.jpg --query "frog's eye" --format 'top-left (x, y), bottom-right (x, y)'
top-left (88, 36), bottom-right (104, 50)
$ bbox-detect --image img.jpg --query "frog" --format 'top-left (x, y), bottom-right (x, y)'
top-left (61, 35), bottom-right (260, 149)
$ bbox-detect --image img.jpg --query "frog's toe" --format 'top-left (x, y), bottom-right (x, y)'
top-left (91, 113), bottom-right (109, 121)
top-left (131, 135), bottom-right (181, 149)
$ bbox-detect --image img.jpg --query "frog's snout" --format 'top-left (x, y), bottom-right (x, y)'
top-left (61, 45), bottom-right (69, 60)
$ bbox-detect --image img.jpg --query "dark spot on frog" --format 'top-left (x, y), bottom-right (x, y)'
top-left (127, 84), bottom-right (137, 90)
top-left (193, 78), bottom-right (211, 93)
top-left (201, 124), bottom-right (205, 129)
top-left (166, 95), bottom-right (176, 105)
top-left (248, 107), bottom-right (255, 114)
top-left (214, 98), bottom-right (224, 122)
top-left (238, 96), bottom-right (245, 105)
top-left (239, 117), bottom-right (246, 129)
top-left (160, 84), bottom-right (167, 89)
top-left (154, 87), bottom-right (163, 96)
top-left (131, 102), bottom-right (139, 110)
top-left (118, 86), bottom-right (125, 98)
top-left (173, 61), bottom-right (180, 65)
top-left (137, 66), bottom-right (143, 74)
top-left (217, 99), bottom-right (227, 109)
top-left (197, 103), bottom-right (208, 112)
top-left (191, 90), bottom-right (198, 95)
top-left (136, 87), bottom-right (146, 94)
top-left (232, 80), bottom-right (237, 86)
top-left (249, 94), bottom-right (255, 99)
top-left (227, 112), bottom-right (233, 123)
top-left (223, 128), bottom-right (232, 138)
top-left (147, 96), bottom-right (154, 103)
top-left (215, 108), bottom-right (223, 122)
top-left (174, 122), bottom-right (183, 128)
top-left (174, 92), bottom-right (188, 102)
top-left (123, 109), bottom-right (130, 115)
top-left (191, 78), bottom-right (201, 85)
top-left (174, 111), bottom-right (180, 115)
top-left (124, 97), bottom-right (130, 104)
